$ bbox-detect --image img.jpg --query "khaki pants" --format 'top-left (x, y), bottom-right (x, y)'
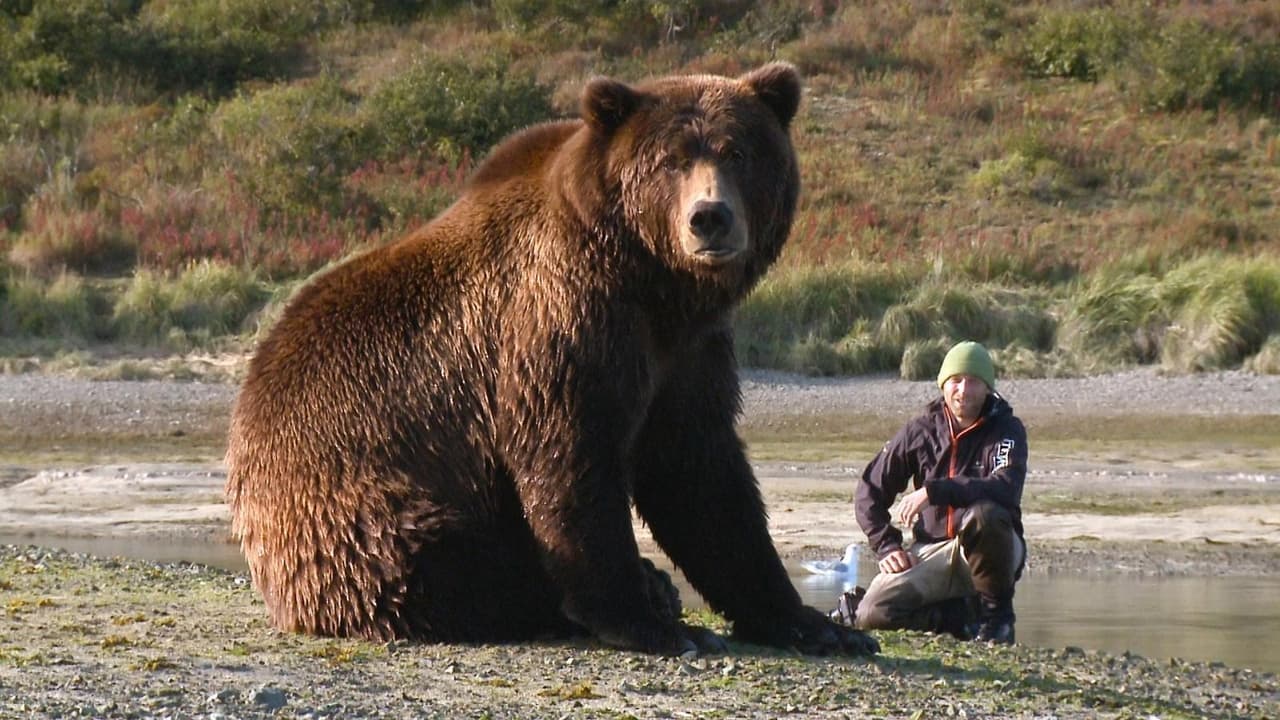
top-left (854, 500), bottom-right (1025, 631)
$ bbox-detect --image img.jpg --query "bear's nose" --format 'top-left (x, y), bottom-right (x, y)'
top-left (688, 200), bottom-right (733, 242)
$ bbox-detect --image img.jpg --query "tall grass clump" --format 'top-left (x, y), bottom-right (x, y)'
top-left (1246, 336), bottom-right (1280, 375)
top-left (0, 270), bottom-right (102, 340)
top-left (1058, 257), bottom-right (1280, 374)
top-left (735, 263), bottom-right (1057, 377)
top-left (735, 262), bottom-right (916, 373)
top-left (1056, 273), bottom-right (1164, 372)
top-left (1158, 256), bottom-right (1280, 372)
top-left (873, 282), bottom-right (1056, 378)
top-left (112, 261), bottom-right (269, 349)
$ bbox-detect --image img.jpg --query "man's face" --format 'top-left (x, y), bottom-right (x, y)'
top-left (942, 374), bottom-right (990, 426)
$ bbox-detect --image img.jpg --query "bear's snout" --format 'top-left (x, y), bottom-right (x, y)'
top-left (688, 200), bottom-right (734, 244)
top-left (679, 164), bottom-right (748, 265)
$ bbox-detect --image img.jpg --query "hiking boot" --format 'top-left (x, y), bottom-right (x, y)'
top-left (975, 615), bottom-right (1015, 644)
top-left (829, 586), bottom-right (866, 627)
top-left (974, 591), bottom-right (1016, 644)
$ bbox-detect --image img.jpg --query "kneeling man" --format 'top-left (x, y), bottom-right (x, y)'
top-left (846, 341), bottom-right (1027, 643)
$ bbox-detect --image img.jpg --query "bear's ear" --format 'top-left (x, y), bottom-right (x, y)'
top-left (741, 62), bottom-right (802, 130)
top-left (581, 77), bottom-right (643, 134)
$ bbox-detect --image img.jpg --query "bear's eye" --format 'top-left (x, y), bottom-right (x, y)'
top-left (726, 148), bottom-right (747, 166)
top-left (661, 155), bottom-right (690, 174)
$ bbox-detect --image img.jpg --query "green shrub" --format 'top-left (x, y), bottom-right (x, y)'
top-left (1014, 7), bottom-right (1280, 113)
top-left (0, 0), bottom-right (401, 97)
top-left (213, 74), bottom-right (368, 218)
top-left (0, 140), bottom-right (43, 230)
top-left (0, 0), bottom-right (128, 94)
top-left (1134, 19), bottom-right (1280, 112)
top-left (1017, 8), bottom-right (1141, 81)
top-left (364, 52), bottom-right (554, 163)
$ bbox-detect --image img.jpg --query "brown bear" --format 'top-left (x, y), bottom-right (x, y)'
top-left (225, 62), bottom-right (877, 657)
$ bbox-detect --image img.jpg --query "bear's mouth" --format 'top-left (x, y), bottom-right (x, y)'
top-left (691, 246), bottom-right (741, 265)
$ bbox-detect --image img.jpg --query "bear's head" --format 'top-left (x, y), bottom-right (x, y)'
top-left (568, 63), bottom-right (801, 292)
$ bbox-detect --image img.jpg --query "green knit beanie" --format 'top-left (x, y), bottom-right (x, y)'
top-left (936, 341), bottom-right (996, 390)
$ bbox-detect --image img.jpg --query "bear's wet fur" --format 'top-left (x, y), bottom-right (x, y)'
top-left (226, 63), bottom-right (877, 657)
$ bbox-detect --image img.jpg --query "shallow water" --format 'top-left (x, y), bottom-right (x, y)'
top-left (4, 534), bottom-right (1277, 674)
top-left (791, 561), bottom-right (1280, 675)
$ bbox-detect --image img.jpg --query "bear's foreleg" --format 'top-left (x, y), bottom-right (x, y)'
top-left (499, 352), bottom-right (720, 655)
top-left (632, 336), bottom-right (879, 656)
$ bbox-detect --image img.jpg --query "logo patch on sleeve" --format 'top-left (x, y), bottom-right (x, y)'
top-left (994, 438), bottom-right (1015, 470)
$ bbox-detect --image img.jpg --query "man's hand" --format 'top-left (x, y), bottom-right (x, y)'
top-left (896, 486), bottom-right (930, 529)
top-left (878, 549), bottom-right (915, 574)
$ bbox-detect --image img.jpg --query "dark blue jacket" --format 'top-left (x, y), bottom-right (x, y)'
top-left (855, 393), bottom-right (1027, 560)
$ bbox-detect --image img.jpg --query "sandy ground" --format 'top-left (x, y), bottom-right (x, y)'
top-left (0, 367), bottom-right (1277, 576)
top-left (2, 460), bottom-right (1277, 575)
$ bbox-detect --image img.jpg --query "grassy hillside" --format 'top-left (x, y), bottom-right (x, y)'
top-left (2, 0), bottom-right (1279, 378)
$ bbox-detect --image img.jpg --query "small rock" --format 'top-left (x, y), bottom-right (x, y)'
top-left (208, 688), bottom-right (239, 705)
top-left (250, 686), bottom-right (287, 710)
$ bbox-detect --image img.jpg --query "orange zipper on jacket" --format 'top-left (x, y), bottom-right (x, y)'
top-left (945, 414), bottom-right (985, 538)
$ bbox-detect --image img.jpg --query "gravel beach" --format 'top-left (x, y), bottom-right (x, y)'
top-left (1, 366), bottom-right (1278, 718)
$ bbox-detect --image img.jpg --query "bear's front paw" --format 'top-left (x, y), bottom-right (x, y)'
top-left (594, 620), bottom-right (697, 656)
top-left (733, 605), bottom-right (879, 657)
top-left (829, 621), bottom-right (880, 656)
top-left (681, 623), bottom-right (728, 656)
top-left (790, 605), bottom-right (879, 656)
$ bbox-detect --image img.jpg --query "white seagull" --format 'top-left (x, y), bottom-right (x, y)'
top-left (799, 542), bottom-right (860, 579)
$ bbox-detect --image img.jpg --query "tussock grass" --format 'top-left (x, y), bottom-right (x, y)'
top-left (0, 270), bottom-right (101, 340)
top-left (1246, 336), bottom-right (1280, 375)
top-left (735, 262), bottom-right (912, 375)
top-left (738, 262), bottom-right (1058, 377)
top-left (1047, 255), bottom-right (1280, 375)
top-left (112, 261), bottom-right (268, 350)
top-left (741, 255), bottom-right (1280, 378)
